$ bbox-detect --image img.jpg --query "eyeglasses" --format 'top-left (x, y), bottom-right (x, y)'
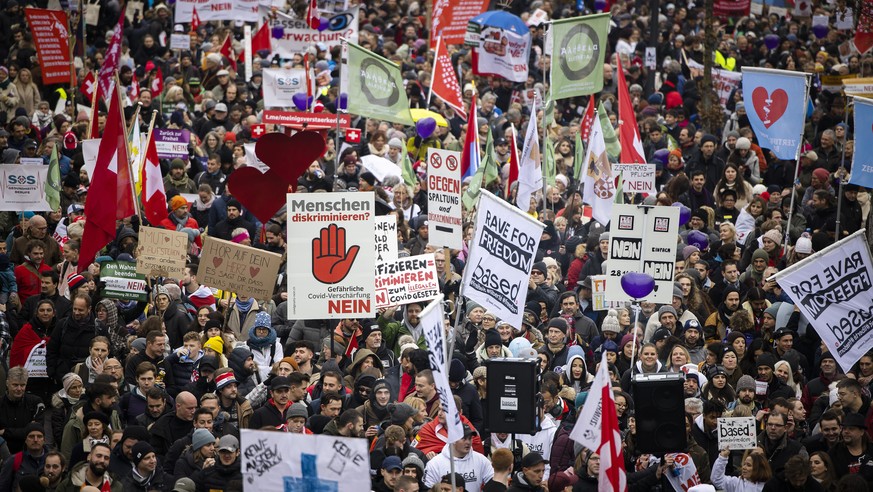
top-left (531, 271), bottom-right (544, 276)
top-left (766, 423), bottom-right (785, 428)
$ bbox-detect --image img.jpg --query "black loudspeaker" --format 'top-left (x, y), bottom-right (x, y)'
top-left (483, 358), bottom-right (540, 435)
top-left (632, 373), bottom-right (688, 454)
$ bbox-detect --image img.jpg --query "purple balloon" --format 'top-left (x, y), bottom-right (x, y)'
top-left (271, 25), bottom-right (285, 39)
top-left (621, 272), bottom-right (655, 300)
top-left (812, 24), bottom-right (828, 39)
top-left (292, 93), bottom-right (311, 111)
top-left (764, 33), bottom-right (780, 50)
top-left (687, 230), bottom-right (709, 251)
top-left (338, 92), bottom-right (348, 110)
top-left (593, 0), bottom-right (607, 11)
top-left (673, 202), bottom-right (691, 226)
top-left (416, 117), bottom-right (437, 139)
top-left (652, 148), bottom-right (671, 166)
top-left (318, 17), bottom-right (330, 31)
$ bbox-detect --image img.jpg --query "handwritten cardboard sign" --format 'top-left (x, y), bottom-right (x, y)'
top-left (374, 216), bottom-right (398, 263)
top-left (197, 236), bottom-right (282, 299)
top-left (717, 417), bottom-right (757, 450)
top-left (136, 226), bottom-right (188, 278)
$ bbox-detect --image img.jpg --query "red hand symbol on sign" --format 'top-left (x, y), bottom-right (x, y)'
top-left (312, 224), bottom-right (359, 284)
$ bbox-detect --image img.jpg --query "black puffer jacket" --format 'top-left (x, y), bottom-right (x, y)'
top-left (192, 458), bottom-right (243, 492)
top-left (46, 314), bottom-right (97, 385)
top-left (227, 346), bottom-right (258, 397)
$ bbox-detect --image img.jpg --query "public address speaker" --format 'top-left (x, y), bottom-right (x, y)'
top-left (633, 373), bottom-right (687, 454)
top-left (483, 358), bottom-right (540, 435)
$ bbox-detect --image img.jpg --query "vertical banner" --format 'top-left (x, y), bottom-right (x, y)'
top-left (850, 96), bottom-right (873, 188)
top-left (344, 43), bottom-right (414, 126)
top-left (286, 192), bottom-right (376, 319)
top-left (240, 430), bottom-right (371, 491)
top-left (374, 216), bottom-right (398, 263)
top-left (24, 8), bottom-right (72, 85)
top-left (462, 191), bottom-right (544, 328)
top-left (741, 67), bottom-right (808, 160)
top-left (549, 14), bottom-right (610, 100)
top-left (772, 230), bottom-right (873, 372)
top-left (419, 295), bottom-right (464, 443)
top-left (605, 204), bottom-right (680, 304)
top-left (427, 148), bottom-right (463, 249)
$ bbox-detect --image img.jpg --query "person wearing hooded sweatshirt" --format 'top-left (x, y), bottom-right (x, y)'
top-left (359, 378), bottom-right (392, 430)
top-left (563, 353), bottom-right (594, 394)
top-left (620, 343), bottom-right (666, 392)
top-left (227, 346), bottom-right (259, 398)
top-left (682, 319), bottom-right (707, 364)
top-left (379, 301), bottom-right (427, 357)
top-left (244, 312), bottom-right (283, 380)
top-left (424, 425), bottom-right (493, 491)
top-left (343, 348), bottom-right (382, 389)
top-left (145, 285), bottom-right (191, 350)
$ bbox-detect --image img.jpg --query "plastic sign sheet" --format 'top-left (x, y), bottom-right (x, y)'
top-left (605, 204), bottom-right (680, 304)
top-left (287, 192), bottom-right (376, 319)
top-left (462, 191), bottom-right (544, 328)
top-left (427, 148), bottom-right (463, 249)
top-left (374, 254), bottom-right (440, 309)
top-left (374, 216), bottom-right (398, 263)
top-left (0, 165), bottom-right (52, 211)
top-left (773, 230), bottom-right (873, 372)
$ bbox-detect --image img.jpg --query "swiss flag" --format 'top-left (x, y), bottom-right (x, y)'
top-left (251, 124), bottom-right (266, 139)
top-left (191, 6), bottom-right (201, 32)
top-left (151, 67), bottom-right (164, 96)
top-left (80, 71), bottom-right (97, 101)
top-left (141, 128), bottom-right (167, 226)
top-left (345, 128), bottom-right (361, 144)
top-left (579, 97), bottom-right (595, 142)
top-left (615, 54), bottom-right (646, 164)
top-left (129, 72), bottom-right (140, 100)
top-left (80, 89), bottom-right (137, 271)
top-left (431, 36), bottom-right (465, 117)
top-left (220, 34), bottom-right (237, 71)
top-left (306, 0), bottom-right (319, 30)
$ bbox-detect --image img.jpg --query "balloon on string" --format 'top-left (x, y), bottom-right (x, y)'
top-left (416, 117), bottom-right (437, 139)
top-left (292, 93), bottom-right (311, 111)
top-left (673, 202), bottom-right (691, 226)
top-left (764, 34), bottom-right (780, 50)
top-left (812, 24), bottom-right (828, 39)
top-left (318, 17), bottom-right (330, 32)
top-left (621, 272), bottom-right (655, 300)
top-left (593, 0), bottom-right (607, 10)
top-left (687, 230), bottom-right (709, 250)
top-left (652, 148), bottom-right (671, 166)
top-left (271, 26), bottom-right (285, 39)
top-left (338, 93), bottom-right (348, 110)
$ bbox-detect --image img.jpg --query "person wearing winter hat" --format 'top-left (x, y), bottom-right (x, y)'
top-left (682, 245), bottom-right (701, 262)
top-left (595, 309), bottom-right (622, 352)
top-left (203, 336), bottom-right (224, 357)
top-left (543, 318), bottom-right (570, 370)
top-left (387, 402), bottom-right (417, 428)
top-left (285, 402), bottom-right (310, 434)
top-left (245, 311), bottom-right (282, 380)
top-left (124, 440), bottom-right (172, 491)
top-left (176, 427), bottom-right (217, 481)
top-left (160, 195), bottom-right (201, 246)
top-left (657, 305), bottom-right (679, 334)
top-left (477, 329), bottom-right (507, 364)
top-left (756, 353), bottom-right (794, 402)
top-left (740, 249), bottom-right (770, 286)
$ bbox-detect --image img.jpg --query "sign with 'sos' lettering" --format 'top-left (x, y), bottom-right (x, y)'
top-left (286, 193), bottom-right (375, 319)
top-left (717, 417), bottom-right (757, 450)
top-left (773, 230), bottom-right (873, 372)
top-left (427, 148), bottom-right (463, 249)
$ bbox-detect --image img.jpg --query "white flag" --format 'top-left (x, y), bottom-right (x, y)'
top-left (582, 113), bottom-right (615, 226)
top-left (570, 352), bottom-right (610, 449)
top-left (419, 295), bottom-right (464, 443)
top-left (516, 97), bottom-right (542, 211)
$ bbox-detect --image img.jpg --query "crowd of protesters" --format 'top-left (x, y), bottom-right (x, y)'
top-left (0, 0), bottom-right (869, 491)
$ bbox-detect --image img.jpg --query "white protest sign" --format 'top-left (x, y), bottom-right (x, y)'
top-left (605, 204), bottom-right (679, 304)
top-left (174, 0), bottom-right (258, 23)
top-left (24, 341), bottom-right (47, 378)
top-left (240, 430), bottom-right (371, 491)
top-left (0, 165), bottom-right (51, 211)
top-left (286, 193), bottom-right (375, 319)
top-left (612, 164), bottom-right (655, 195)
top-left (262, 68), bottom-right (306, 109)
top-left (717, 417), bottom-right (757, 450)
top-left (664, 453), bottom-right (701, 492)
top-left (170, 33), bottom-right (190, 51)
top-left (427, 148), bottom-right (463, 249)
top-left (772, 230), bottom-right (873, 372)
top-left (374, 216), bottom-right (398, 263)
top-left (462, 191), bottom-right (544, 328)
top-left (590, 275), bottom-right (622, 311)
top-left (374, 254), bottom-right (440, 309)
top-left (687, 59), bottom-right (742, 112)
top-left (270, 6), bottom-right (360, 57)
top-left (645, 47), bottom-right (656, 70)
top-left (19, 158), bottom-right (43, 166)
top-left (420, 295), bottom-right (464, 442)
top-left (81, 138), bottom-right (100, 179)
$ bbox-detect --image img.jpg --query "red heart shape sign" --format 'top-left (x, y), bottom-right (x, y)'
top-left (751, 87), bottom-right (789, 129)
top-left (250, 266), bottom-right (260, 277)
top-left (212, 257), bottom-right (223, 268)
top-left (228, 131), bottom-right (327, 224)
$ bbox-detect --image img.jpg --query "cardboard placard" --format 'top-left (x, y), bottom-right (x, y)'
top-left (100, 262), bottom-right (148, 301)
top-left (136, 226), bottom-right (188, 278)
top-left (197, 236), bottom-right (282, 300)
top-left (717, 417), bottom-right (757, 450)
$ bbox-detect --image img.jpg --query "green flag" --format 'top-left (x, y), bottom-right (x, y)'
top-left (543, 135), bottom-right (556, 187)
top-left (597, 102), bottom-right (621, 159)
top-left (574, 131), bottom-right (584, 181)
top-left (614, 173), bottom-right (624, 204)
top-left (46, 144), bottom-right (61, 211)
top-left (463, 129), bottom-right (495, 210)
top-left (400, 150), bottom-right (417, 188)
top-left (550, 13), bottom-right (610, 100)
top-left (543, 97), bottom-right (555, 127)
top-left (345, 43), bottom-right (414, 126)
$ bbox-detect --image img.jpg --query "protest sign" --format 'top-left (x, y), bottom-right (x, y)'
top-left (100, 261), bottom-right (148, 302)
top-left (605, 204), bottom-right (679, 304)
top-left (19, 158), bottom-right (43, 166)
top-left (851, 97), bottom-right (873, 188)
top-left (430, 0), bottom-right (489, 47)
top-left (742, 67), bottom-right (808, 160)
top-left (466, 13), bottom-right (531, 83)
top-left (197, 237), bottom-right (282, 300)
top-left (136, 227), bottom-right (188, 278)
top-left (240, 430), bottom-right (370, 491)
top-left (270, 6), bottom-right (360, 57)
top-left (420, 296), bottom-right (464, 442)
top-left (286, 193), bottom-right (375, 319)
top-left (462, 191), bottom-right (544, 328)
top-left (550, 14), bottom-right (610, 99)
top-left (375, 254), bottom-right (440, 309)
top-left (243, 143), bottom-right (269, 173)
top-left (24, 8), bottom-right (72, 85)
top-left (374, 216), bottom-right (398, 263)
top-left (170, 33), bottom-right (191, 51)
top-left (262, 68), bottom-right (306, 108)
top-left (174, 0), bottom-right (258, 23)
top-left (843, 78), bottom-right (873, 98)
top-left (154, 129), bottom-right (190, 160)
top-left (772, 230), bottom-right (873, 372)
top-left (612, 164), bottom-right (655, 194)
top-left (0, 165), bottom-right (51, 211)
top-left (82, 138), bottom-right (100, 179)
top-left (664, 453), bottom-right (701, 492)
top-left (427, 148), bottom-right (463, 249)
top-left (590, 275), bottom-right (622, 311)
top-left (717, 417), bottom-right (757, 450)
top-left (344, 43), bottom-right (414, 126)
top-left (262, 110), bottom-right (350, 129)
top-left (687, 59), bottom-right (743, 111)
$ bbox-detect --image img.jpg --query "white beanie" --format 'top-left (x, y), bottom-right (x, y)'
top-left (795, 232), bottom-right (813, 254)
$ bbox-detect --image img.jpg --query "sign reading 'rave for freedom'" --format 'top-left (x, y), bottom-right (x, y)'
top-left (462, 191), bottom-right (544, 328)
top-left (773, 230), bottom-right (873, 372)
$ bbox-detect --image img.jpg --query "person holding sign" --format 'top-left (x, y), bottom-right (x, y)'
top-left (712, 448), bottom-right (772, 492)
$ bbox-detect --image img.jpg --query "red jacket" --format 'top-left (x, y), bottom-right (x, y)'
top-left (159, 215), bottom-right (203, 248)
top-left (14, 261), bottom-right (51, 302)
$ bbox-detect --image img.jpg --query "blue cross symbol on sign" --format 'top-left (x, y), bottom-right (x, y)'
top-left (284, 453), bottom-right (338, 492)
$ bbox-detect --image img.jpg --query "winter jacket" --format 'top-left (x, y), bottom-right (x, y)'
top-left (191, 457), bottom-right (242, 492)
top-left (60, 404), bottom-right (123, 463)
top-left (424, 443), bottom-right (494, 491)
top-left (56, 461), bottom-right (124, 492)
top-left (146, 300), bottom-right (192, 349)
top-left (0, 394), bottom-right (45, 453)
top-left (121, 466), bottom-right (175, 492)
top-left (163, 350), bottom-right (199, 398)
top-left (150, 413), bottom-right (194, 457)
top-left (248, 398), bottom-right (292, 429)
top-left (0, 446), bottom-right (48, 491)
top-left (757, 433), bottom-right (808, 475)
top-left (507, 470), bottom-right (545, 491)
top-left (225, 301), bottom-right (262, 342)
top-left (46, 314), bottom-right (98, 384)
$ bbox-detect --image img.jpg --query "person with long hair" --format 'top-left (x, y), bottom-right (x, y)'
top-left (712, 447), bottom-right (772, 492)
top-left (774, 360), bottom-right (802, 398)
top-left (702, 365), bottom-right (736, 405)
top-left (714, 163), bottom-right (754, 209)
top-left (809, 451), bottom-right (837, 492)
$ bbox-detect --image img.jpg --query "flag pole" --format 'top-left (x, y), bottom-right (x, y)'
top-left (115, 72), bottom-right (141, 218)
top-left (127, 103), bottom-right (142, 141)
top-left (540, 22), bottom-right (551, 212)
top-left (88, 70), bottom-right (99, 138)
top-left (784, 74), bottom-right (811, 252)
top-left (427, 36), bottom-right (441, 108)
top-left (334, 39), bottom-right (348, 181)
top-left (834, 96), bottom-right (852, 241)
